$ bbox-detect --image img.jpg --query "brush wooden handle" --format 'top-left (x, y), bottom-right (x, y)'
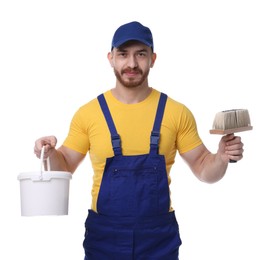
top-left (229, 159), bottom-right (237, 163)
top-left (209, 126), bottom-right (253, 135)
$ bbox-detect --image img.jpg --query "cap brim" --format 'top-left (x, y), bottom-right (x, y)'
top-left (113, 38), bottom-right (153, 49)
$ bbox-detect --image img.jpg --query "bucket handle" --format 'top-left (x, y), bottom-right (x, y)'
top-left (40, 146), bottom-right (51, 179)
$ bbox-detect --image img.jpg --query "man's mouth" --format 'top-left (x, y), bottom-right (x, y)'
top-left (123, 70), bottom-right (141, 77)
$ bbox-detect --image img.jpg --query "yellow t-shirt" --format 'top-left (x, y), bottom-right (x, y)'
top-left (63, 89), bottom-right (203, 212)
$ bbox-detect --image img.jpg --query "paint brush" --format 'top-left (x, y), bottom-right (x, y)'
top-left (210, 109), bottom-right (253, 162)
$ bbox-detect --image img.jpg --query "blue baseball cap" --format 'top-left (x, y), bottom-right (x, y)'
top-left (111, 21), bottom-right (154, 51)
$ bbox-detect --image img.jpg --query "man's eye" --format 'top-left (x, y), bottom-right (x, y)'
top-left (118, 53), bottom-right (127, 57)
top-left (138, 52), bottom-right (146, 57)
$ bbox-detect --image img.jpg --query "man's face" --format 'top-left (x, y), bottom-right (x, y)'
top-left (108, 41), bottom-right (156, 88)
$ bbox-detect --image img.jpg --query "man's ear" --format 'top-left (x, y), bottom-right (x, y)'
top-left (107, 52), bottom-right (114, 67)
top-left (150, 53), bottom-right (157, 68)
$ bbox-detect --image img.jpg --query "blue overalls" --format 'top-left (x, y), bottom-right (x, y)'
top-left (83, 93), bottom-right (182, 260)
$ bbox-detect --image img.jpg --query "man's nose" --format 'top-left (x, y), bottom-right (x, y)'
top-left (127, 55), bottom-right (138, 68)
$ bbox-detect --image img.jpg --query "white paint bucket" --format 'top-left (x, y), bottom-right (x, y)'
top-left (18, 147), bottom-right (72, 216)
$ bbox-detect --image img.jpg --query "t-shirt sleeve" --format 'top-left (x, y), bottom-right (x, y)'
top-left (63, 108), bottom-right (90, 155)
top-left (176, 105), bottom-right (203, 154)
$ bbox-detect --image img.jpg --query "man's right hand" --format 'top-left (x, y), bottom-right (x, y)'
top-left (34, 136), bottom-right (57, 160)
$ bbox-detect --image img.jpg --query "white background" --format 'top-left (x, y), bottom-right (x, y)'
top-left (1, 0), bottom-right (267, 259)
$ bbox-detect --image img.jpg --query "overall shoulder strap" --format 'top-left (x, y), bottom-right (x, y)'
top-left (97, 94), bottom-right (122, 156)
top-left (150, 93), bottom-right (168, 155)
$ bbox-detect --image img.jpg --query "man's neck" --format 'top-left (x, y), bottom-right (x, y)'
top-left (111, 84), bottom-right (152, 104)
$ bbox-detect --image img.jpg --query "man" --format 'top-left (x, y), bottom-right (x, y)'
top-left (34, 21), bottom-right (244, 259)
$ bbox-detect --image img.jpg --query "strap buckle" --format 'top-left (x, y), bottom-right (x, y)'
top-left (150, 131), bottom-right (160, 145)
top-left (111, 134), bottom-right (121, 149)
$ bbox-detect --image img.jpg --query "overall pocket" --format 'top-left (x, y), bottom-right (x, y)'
top-left (110, 167), bottom-right (158, 216)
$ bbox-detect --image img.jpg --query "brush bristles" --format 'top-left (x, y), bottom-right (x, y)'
top-left (212, 109), bottom-right (251, 130)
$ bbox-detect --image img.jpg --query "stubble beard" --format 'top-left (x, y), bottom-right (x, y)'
top-left (114, 67), bottom-right (150, 89)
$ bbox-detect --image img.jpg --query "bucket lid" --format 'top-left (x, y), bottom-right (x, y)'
top-left (18, 171), bottom-right (72, 181)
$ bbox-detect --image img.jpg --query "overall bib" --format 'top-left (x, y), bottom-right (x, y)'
top-left (83, 93), bottom-right (182, 260)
